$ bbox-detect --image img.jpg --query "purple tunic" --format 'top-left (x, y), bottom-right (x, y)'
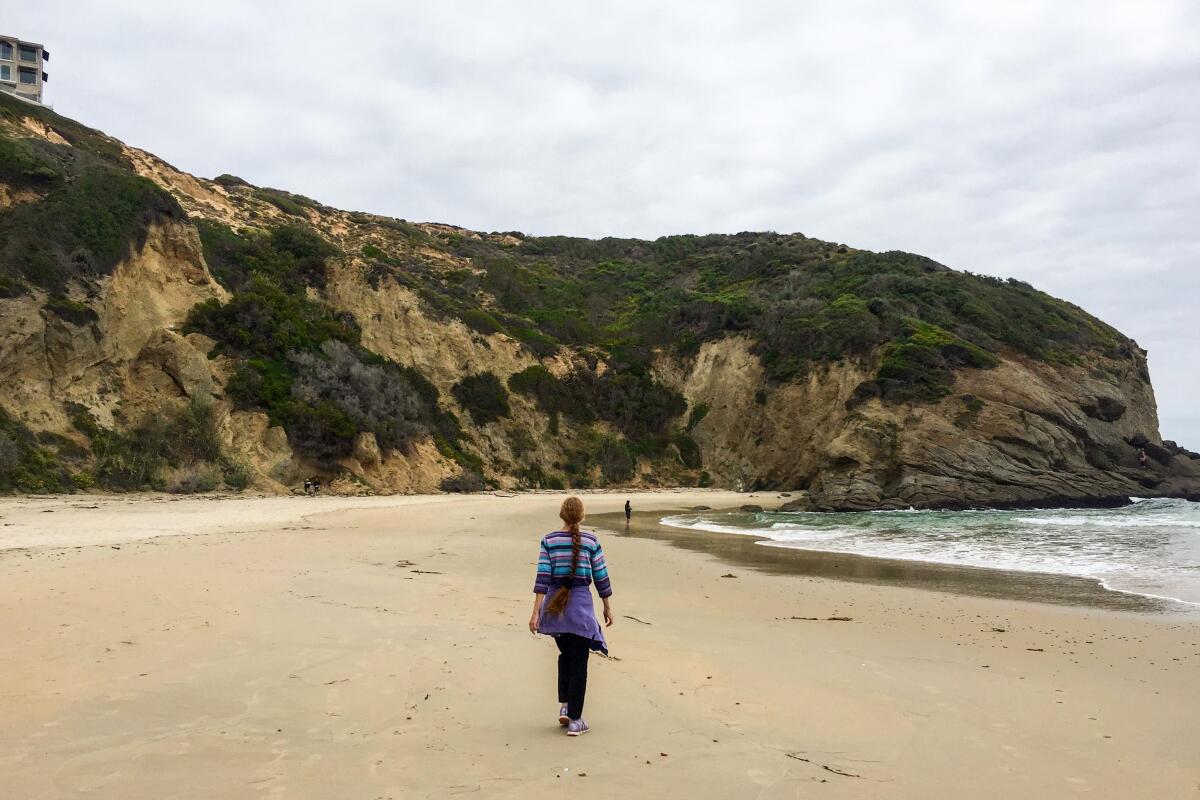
top-left (533, 529), bottom-right (611, 654)
top-left (539, 584), bottom-right (608, 654)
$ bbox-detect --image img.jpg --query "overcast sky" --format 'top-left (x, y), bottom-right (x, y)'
top-left (13, 2), bottom-right (1200, 445)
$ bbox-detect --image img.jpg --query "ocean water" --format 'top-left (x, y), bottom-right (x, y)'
top-left (661, 498), bottom-right (1200, 607)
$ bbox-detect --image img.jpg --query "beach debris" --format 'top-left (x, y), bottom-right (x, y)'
top-left (781, 616), bottom-right (853, 622)
top-left (623, 615), bottom-right (652, 625)
top-left (411, 569), bottom-right (442, 574)
top-left (720, 573), bottom-right (738, 578)
top-left (1026, 648), bottom-right (1045, 652)
top-left (990, 627), bottom-right (1007, 633)
top-left (323, 678), bottom-right (349, 685)
top-left (660, 752), bottom-right (669, 757)
top-left (785, 752), bottom-right (862, 779)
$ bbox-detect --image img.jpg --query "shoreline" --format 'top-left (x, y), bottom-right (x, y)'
top-left (5, 491), bottom-right (1194, 612)
top-left (2, 492), bottom-right (1197, 797)
top-left (596, 510), bottom-right (1191, 615)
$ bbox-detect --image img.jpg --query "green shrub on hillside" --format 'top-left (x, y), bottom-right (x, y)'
top-left (673, 434), bottom-right (702, 469)
top-left (67, 398), bottom-right (229, 491)
top-left (563, 431), bottom-right (636, 484)
top-left (869, 320), bottom-right (999, 402)
top-left (213, 174), bottom-right (249, 188)
top-left (226, 344), bottom-right (436, 464)
top-left (441, 470), bottom-right (487, 493)
top-left (508, 365), bottom-right (595, 434)
top-left (0, 410), bottom-right (76, 493)
top-left (0, 275), bottom-right (26, 298)
top-left (43, 295), bottom-right (99, 326)
top-left (255, 187), bottom-right (321, 217)
top-left (195, 219), bottom-right (340, 292)
top-left (461, 308), bottom-right (503, 335)
top-left (508, 364), bottom-right (684, 447)
top-left (452, 373), bottom-right (511, 425)
top-left (291, 341), bottom-right (428, 454)
top-left (0, 92), bottom-right (128, 164)
top-left (0, 136), bottom-right (63, 189)
top-left (515, 464), bottom-right (566, 490)
top-left (186, 275), bottom-right (360, 360)
top-left (0, 136), bottom-right (183, 291)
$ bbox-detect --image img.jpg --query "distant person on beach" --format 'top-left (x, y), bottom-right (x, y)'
top-left (312, 477), bottom-right (321, 494)
top-left (528, 496), bottom-right (614, 737)
top-left (303, 478), bottom-right (312, 495)
top-left (624, 499), bottom-right (632, 523)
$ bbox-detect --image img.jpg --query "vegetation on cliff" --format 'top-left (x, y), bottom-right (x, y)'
top-left (0, 409), bottom-right (77, 493)
top-left (363, 230), bottom-right (1128, 404)
top-left (186, 221), bottom-right (477, 470)
top-left (0, 93), bottom-right (183, 293)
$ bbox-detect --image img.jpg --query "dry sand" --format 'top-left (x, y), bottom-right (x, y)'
top-left (0, 491), bottom-right (1197, 799)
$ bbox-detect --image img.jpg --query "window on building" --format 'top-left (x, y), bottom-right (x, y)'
top-left (20, 46), bottom-right (37, 62)
top-left (0, 42), bottom-right (13, 60)
top-left (0, 65), bottom-right (10, 81)
top-left (18, 68), bottom-right (36, 85)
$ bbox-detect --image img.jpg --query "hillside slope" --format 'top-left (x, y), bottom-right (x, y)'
top-left (1, 94), bottom-right (1196, 507)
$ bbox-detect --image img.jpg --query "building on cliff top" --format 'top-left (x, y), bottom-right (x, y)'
top-left (0, 35), bottom-right (48, 105)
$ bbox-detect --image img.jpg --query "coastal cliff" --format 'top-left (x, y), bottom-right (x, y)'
top-left (1, 94), bottom-right (1196, 506)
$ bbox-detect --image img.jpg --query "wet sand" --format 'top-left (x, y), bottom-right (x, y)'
top-left (598, 510), bottom-right (1173, 613)
top-left (1, 492), bottom-right (1197, 799)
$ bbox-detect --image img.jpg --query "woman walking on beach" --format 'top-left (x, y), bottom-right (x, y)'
top-left (528, 496), bottom-right (614, 736)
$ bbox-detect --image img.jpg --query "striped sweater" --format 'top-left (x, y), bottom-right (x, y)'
top-left (533, 530), bottom-right (612, 598)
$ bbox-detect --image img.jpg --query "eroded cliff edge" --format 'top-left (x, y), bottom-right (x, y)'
top-left (1, 94), bottom-right (1196, 506)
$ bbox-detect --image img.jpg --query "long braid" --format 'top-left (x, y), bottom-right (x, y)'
top-left (546, 497), bottom-right (584, 616)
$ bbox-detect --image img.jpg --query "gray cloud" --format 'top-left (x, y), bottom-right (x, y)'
top-left (13, 1), bottom-right (1200, 443)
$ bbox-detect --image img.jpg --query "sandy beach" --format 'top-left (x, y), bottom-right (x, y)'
top-left (1, 491), bottom-right (1197, 799)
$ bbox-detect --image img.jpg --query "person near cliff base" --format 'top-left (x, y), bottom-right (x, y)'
top-left (624, 499), bottom-right (632, 523)
top-left (528, 496), bottom-right (614, 737)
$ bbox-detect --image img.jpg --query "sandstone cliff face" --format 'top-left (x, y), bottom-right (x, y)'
top-left (662, 337), bottom-right (1199, 509)
top-left (1, 97), bottom-right (1196, 504)
top-left (0, 220), bottom-right (223, 431)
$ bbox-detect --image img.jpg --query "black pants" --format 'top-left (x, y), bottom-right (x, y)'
top-left (555, 633), bottom-right (590, 720)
